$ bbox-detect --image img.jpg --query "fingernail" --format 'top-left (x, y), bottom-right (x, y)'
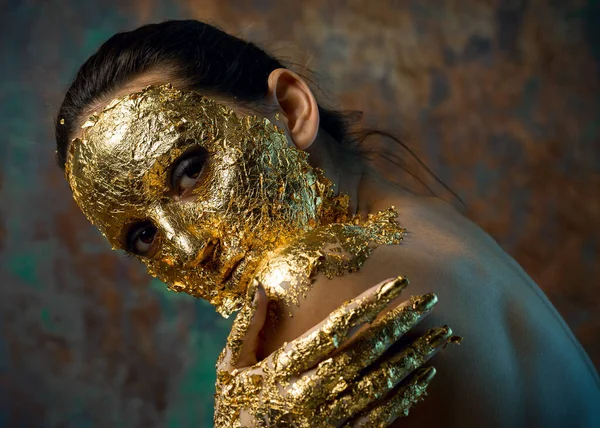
top-left (449, 335), bottom-right (463, 345)
top-left (413, 293), bottom-right (438, 312)
top-left (376, 276), bottom-right (409, 302)
top-left (415, 366), bottom-right (436, 383)
top-left (426, 326), bottom-right (453, 348)
top-left (252, 281), bottom-right (265, 309)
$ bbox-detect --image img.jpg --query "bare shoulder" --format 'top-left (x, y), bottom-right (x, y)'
top-left (375, 199), bottom-right (600, 427)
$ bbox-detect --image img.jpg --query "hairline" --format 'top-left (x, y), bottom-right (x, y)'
top-left (64, 70), bottom-right (270, 163)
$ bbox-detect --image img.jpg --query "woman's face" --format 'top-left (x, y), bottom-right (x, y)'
top-left (65, 84), bottom-right (338, 316)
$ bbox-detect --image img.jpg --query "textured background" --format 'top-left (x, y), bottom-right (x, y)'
top-left (1, 0), bottom-right (598, 426)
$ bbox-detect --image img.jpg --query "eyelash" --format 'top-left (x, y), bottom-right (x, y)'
top-left (169, 147), bottom-right (208, 194)
top-left (125, 221), bottom-right (156, 255)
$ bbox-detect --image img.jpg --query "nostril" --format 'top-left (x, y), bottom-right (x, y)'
top-left (201, 240), bottom-right (218, 262)
top-left (189, 238), bottom-right (218, 267)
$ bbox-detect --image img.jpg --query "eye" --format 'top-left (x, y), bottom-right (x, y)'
top-left (170, 148), bottom-right (208, 195)
top-left (126, 221), bottom-right (158, 256)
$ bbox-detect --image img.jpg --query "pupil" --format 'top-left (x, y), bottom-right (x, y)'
top-left (186, 162), bottom-right (203, 179)
top-left (139, 225), bottom-right (156, 244)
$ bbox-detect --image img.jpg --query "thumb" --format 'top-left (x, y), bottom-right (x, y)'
top-left (217, 280), bottom-right (268, 372)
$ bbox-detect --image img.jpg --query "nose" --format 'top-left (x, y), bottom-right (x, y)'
top-left (151, 204), bottom-right (215, 268)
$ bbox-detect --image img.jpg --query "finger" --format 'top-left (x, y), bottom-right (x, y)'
top-left (342, 366), bottom-right (437, 428)
top-left (233, 281), bottom-right (269, 368)
top-left (286, 293), bottom-right (438, 405)
top-left (216, 280), bottom-right (268, 373)
top-left (324, 326), bottom-right (452, 424)
top-left (269, 276), bottom-right (409, 377)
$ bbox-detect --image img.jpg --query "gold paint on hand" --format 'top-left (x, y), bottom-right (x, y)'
top-left (214, 278), bottom-right (457, 427)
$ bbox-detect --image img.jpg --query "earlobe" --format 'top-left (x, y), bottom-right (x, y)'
top-left (267, 69), bottom-right (320, 150)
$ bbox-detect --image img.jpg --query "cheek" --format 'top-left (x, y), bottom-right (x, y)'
top-left (142, 253), bottom-right (207, 289)
top-left (142, 258), bottom-right (169, 285)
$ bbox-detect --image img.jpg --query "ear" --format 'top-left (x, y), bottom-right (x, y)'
top-left (267, 68), bottom-right (320, 150)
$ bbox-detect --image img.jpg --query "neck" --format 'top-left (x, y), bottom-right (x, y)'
top-left (306, 132), bottom-right (415, 218)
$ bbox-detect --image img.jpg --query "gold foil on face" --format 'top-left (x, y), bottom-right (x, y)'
top-left (255, 207), bottom-right (405, 317)
top-left (65, 84), bottom-right (349, 316)
top-left (66, 84), bottom-right (406, 318)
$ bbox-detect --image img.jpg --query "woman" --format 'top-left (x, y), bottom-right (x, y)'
top-left (56, 20), bottom-right (600, 427)
top-left (65, 82), bottom-right (450, 426)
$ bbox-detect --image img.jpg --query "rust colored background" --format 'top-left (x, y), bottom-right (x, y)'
top-left (1, 0), bottom-right (598, 426)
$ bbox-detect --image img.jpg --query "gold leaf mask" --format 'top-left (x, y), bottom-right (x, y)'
top-left (65, 84), bottom-right (348, 316)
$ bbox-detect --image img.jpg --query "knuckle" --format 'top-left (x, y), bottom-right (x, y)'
top-left (287, 379), bottom-right (315, 407)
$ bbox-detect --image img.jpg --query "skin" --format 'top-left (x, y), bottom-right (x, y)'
top-left (68, 68), bottom-right (600, 427)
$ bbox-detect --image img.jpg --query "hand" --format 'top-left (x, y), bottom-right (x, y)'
top-left (214, 276), bottom-right (455, 427)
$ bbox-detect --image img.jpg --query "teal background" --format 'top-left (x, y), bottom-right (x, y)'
top-left (1, 0), bottom-right (598, 426)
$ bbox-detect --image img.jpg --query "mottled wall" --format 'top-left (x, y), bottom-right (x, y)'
top-left (1, 0), bottom-right (598, 426)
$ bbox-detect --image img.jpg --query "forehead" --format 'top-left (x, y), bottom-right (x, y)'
top-left (65, 85), bottom-right (264, 240)
top-left (72, 84), bottom-right (238, 176)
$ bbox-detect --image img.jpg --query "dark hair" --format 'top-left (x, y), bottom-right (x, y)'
top-left (55, 20), bottom-right (356, 167)
top-left (56, 20), bottom-right (462, 206)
